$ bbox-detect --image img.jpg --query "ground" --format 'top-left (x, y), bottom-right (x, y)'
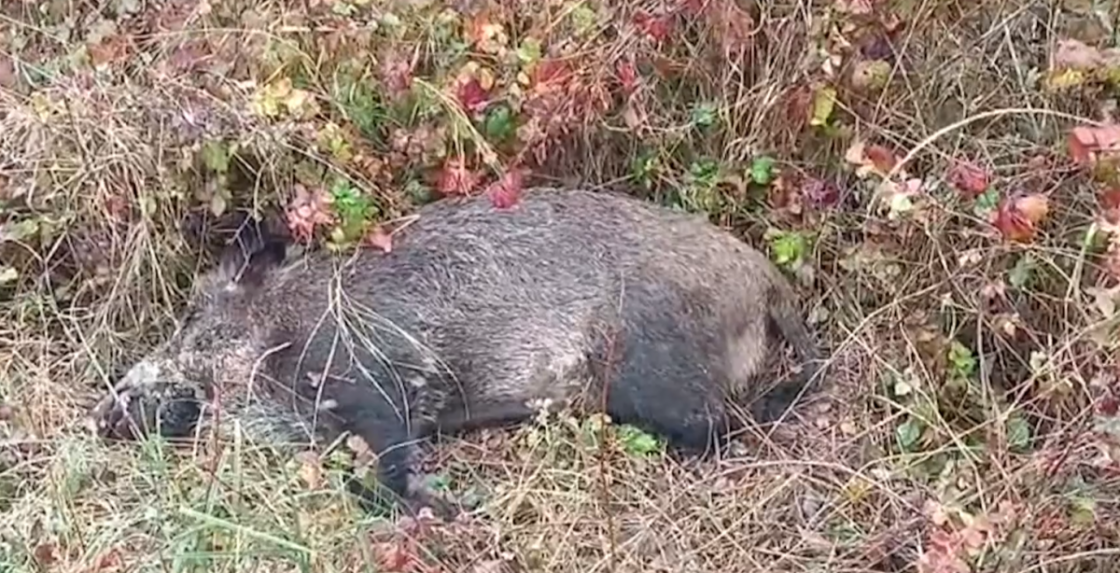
top-left (2, 0), bottom-right (1120, 571)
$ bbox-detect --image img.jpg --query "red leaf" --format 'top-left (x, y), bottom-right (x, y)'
top-left (634, 12), bottom-right (673, 42)
top-left (456, 77), bottom-right (490, 114)
top-left (532, 59), bottom-right (574, 90)
top-left (616, 58), bottom-right (640, 93)
top-left (1068, 124), bottom-right (1120, 167)
top-left (373, 541), bottom-right (415, 572)
top-left (948, 161), bottom-right (990, 198)
top-left (285, 184), bottom-right (336, 243)
top-left (436, 157), bottom-right (480, 196)
top-left (486, 169), bottom-right (526, 209)
top-left (994, 193), bottom-right (1050, 243)
top-left (1102, 187), bottom-right (1120, 224)
top-left (380, 53), bottom-right (413, 98)
top-left (864, 145), bottom-right (897, 173)
top-left (800, 177), bottom-right (840, 207)
top-left (365, 225), bottom-right (394, 253)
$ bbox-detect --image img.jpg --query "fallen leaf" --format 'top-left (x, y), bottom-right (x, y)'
top-left (994, 193), bottom-right (1050, 243)
top-left (850, 59), bottom-right (891, 92)
top-left (365, 225), bottom-right (394, 253)
top-left (33, 543), bottom-right (58, 567)
top-left (436, 157), bottom-right (480, 196)
top-left (286, 184), bottom-right (336, 243)
top-left (0, 55), bottom-right (16, 89)
top-left (1068, 124), bottom-right (1120, 167)
top-left (374, 540), bottom-right (416, 572)
top-left (1053, 38), bottom-right (1105, 70)
top-left (295, 451), bottom-right (322, 489)
top-left (800, 177), bottom-right (841, 207)
top-left (809, 86), bottom-right (837, 127)
top-left (844, 140), bottom-right (895, 178)
top-left (948, 161), bottom-right (990, 198)
top-left (486, 169), bottom-right (526, 209)
top-left (455, 77), bottom-right (490, 114)
top-left (616, 58), bottom-right (639, 93)
top-left (633, 12), bottom-right (673, 42)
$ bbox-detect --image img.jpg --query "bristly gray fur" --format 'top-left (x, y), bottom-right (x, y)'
top-left (90, 186), bottom-right (825, 517)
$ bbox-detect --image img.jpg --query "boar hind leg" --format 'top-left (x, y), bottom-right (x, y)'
top-left (596, 291), bottom-right (736, 457)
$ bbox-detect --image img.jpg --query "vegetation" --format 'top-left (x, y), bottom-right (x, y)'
top-left (2, 0), bottom-right (1119, 571)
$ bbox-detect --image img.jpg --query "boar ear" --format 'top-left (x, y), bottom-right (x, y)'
top-left (216, 217), bottom-right (288, 290)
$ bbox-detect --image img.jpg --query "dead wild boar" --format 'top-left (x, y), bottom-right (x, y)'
top-left (90, 186), bottom-right (824, 516)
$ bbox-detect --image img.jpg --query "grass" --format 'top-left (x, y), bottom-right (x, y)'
top-left (2, 0), bottom-right (1120, 571)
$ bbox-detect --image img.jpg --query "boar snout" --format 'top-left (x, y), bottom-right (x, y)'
top-left (91, 363), bottom-right (204, 441)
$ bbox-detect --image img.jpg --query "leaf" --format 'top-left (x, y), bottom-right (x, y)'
top-left (435, 157), bottom-right (480, 196)
top-left (1068, 124), bottom-right (1120, 167)
top-left (616, 58), bottom-right (639, 93)
top-left (633, 12), bottom-right (673, 42)
top-left (1053, 38), bottom-right (1106, 70)
top-left (844, 140), bottom-right (895, 178)
top-left (286, 184), bottom-right (336, 243)
top-left (516, 37), bottom-right (542, 64)
top-left (690, 102), bottom-right (718, 129)
top-left (972, 188), bottom-right (1000, 218)
top-left (994, 194), bottom-right (1050, 243)
top-left (456, 76), bottom-right (490, 114)
top-left (1006, 414), bottom-right (1031, 451)
top-left (483, 104), bottom-right (516, 142)
top-left (765, 229), bottom-right (808, 266)
top-left (896, 418), bottom-right (923, 452)
top-left (1008, 254), bottom-right (1036, 289)
top-left (948, 161), bottom-right (989, 198)
top-left (800, 177), bottom-right (840, 207)
top-left (948, 340), bottom-right (976, 379)
top-left (295, 451), bottom-right (322, 489)
top-left (809, 86), bottom-right (837, 127)
top-left (0, 266), bottom-right (18, 285)
top-left (365, 225), bottom-right (393, 253)
top-left (0, 218), bottom-right (39, 243)
top-left (749, 156), bottom-right (776, 185)
top-left (850, 59), bottom-right (891, 92)
top-left (618, 424), bottom-right (662, 456)
top-left (201, 140), bottom-right (231, 174)
top-left (485, 169), bottom-right (526, 209)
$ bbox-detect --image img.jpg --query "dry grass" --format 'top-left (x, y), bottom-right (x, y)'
top-left (2, 0), bottom-right (1120, 571)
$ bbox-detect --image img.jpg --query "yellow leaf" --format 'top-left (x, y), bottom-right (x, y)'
top-left (1044, 69), bottom-right (1086, 91)
top-left (809, 86), bottom-right (837, 127)
top-left (477, 67), bottom-right (495, 91)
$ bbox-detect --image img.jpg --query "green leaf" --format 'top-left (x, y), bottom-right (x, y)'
top-left (201, 140), bottom-right (230, 174)
top-left (895, 417), bottom-right (923, 452)
top-left (483, 104), bottom-right (516, 143)
top-left (765, 229), bottom-right (808, 267)
top-left (809, 86), bottom-right (837, 127)
top-left (569, 3), bottom-right (598, 36)
top-left (973, 188), bottom-right (999, 218)
top-left (1008, 254), bottom-right (1036, 290)
top-left (948, 340), bottom-right (976, 379)
top-left (1006, 414), bottom-right (1031, 452)
top-left (516, 37), bottom-right (542, 65)
top-left (1068, 494), bottom-right (1097, 526)
top-left (690, 102), bottom-right (718, 130)
top-left (0, 219), bottom-right (40, 243)
top-left (749, 156), bottom-right (776, 186)
top-left (617, 425), bottom-right (662, 457)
